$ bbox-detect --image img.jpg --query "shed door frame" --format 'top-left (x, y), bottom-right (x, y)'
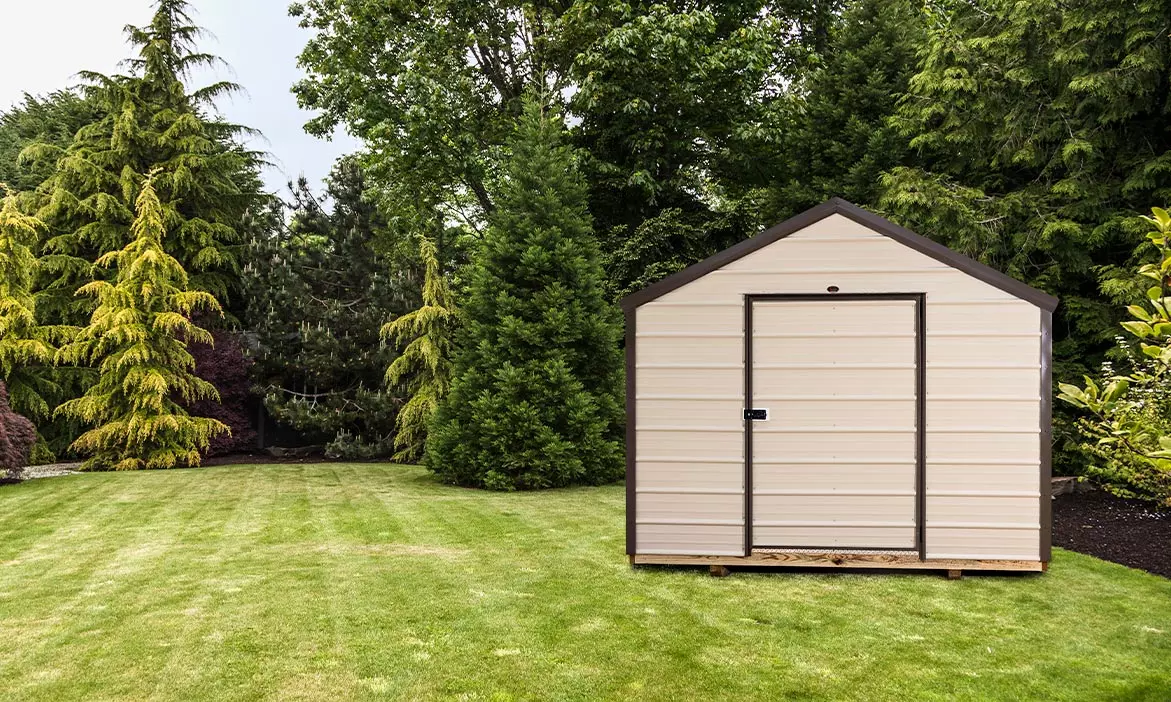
top-left (743, 292), bottom-right (926, 559)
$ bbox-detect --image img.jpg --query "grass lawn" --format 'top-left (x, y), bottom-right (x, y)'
top-left (0, 464), bottom-right (1168, 701)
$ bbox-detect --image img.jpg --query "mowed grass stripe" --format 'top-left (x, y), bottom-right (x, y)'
top-left (0, 463), bottom-right (1168, 701)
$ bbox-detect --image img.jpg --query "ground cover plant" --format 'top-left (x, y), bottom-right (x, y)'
top-left (0, 463), bottom-right (1168, 701)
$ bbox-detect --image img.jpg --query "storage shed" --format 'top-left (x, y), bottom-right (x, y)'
top-left (623, 199), bottom-right (1057, 575)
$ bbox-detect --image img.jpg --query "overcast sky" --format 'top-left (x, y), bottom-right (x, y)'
top-left (0, 0), bottom-right (360, 195)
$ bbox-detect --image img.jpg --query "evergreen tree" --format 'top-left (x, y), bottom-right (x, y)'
top-left (751, 0), bottom-right (925, 223)
top-left (243, 157), bottom-right (414, 455)
top-left (22, 0), bottom-right (264, 326)
top-left (0, 90), bottom-right (104, 193)
top-left (878, 0), bottom-right (1171, 468)
top-left (56, 173), bottom-right (227, 470)
top-left (426, 97), bottom-right (624, 490)
top-left (0, 189), bottom-right (58, 422)
top-left (382, 235), bottom-right (457, 464)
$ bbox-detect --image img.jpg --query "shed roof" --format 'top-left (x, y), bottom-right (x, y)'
top-left (620, 198), bottom-right (1059, 312)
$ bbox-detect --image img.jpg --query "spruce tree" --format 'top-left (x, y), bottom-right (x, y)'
top-left (0, 189), bottom-right (58, 422)
top-left (382, 235), bottom-right (457, 463)
top-left (56, 173), bottom-right (227, 470)
top-left (426, 97), bottom-right (624, 490)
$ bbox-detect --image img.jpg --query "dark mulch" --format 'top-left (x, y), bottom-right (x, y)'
top-left (1053, 490), bottom-right (1171, 578)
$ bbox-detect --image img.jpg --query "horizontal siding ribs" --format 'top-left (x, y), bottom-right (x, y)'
top-left (928, 522), bottom-right (1041, 530)
top-left (927, 490), bottom-right (1040, 498)
top-left (637, 456), bottom-right (742, 464)
top-left (636, 487), bottom-right (742, 495)
top-left (636, 518), bottom-right (743, 526)
top-left (926, 553), bottom-right (1041, 561)
top-left (753, 489), bottom-right (914, 496)
top-left (635, 549), bottom-right (748, 556)
top-left (754, 520), bottom-right (915, 528)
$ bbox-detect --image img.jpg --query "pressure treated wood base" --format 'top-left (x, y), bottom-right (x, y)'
top-left (631, 552), bottom-right (1047, 573)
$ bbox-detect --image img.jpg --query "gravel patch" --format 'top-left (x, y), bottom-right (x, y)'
top-left (20, 462), bottom-right (82, 480)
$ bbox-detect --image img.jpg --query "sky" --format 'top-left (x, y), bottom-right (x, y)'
top-left (0, 0), bottom-right (361, 195)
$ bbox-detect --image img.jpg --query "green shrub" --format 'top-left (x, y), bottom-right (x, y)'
top-left (0, 381), bottom-right (36, 480)
top-left (1059, 207), bottom-right (1171, 504)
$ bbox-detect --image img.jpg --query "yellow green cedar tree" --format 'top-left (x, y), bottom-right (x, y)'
top-left (55, 174), bottom-right (227, 470)
top-left (381, 235), bottom-right (457, 463)
top-left (21, 0), bottom-right (263, 326)
top-left (0, 188), bottom-right (59, 422)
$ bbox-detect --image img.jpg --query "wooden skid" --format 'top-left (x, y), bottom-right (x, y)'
top-left (632, 552), bottom-right (1046, 572)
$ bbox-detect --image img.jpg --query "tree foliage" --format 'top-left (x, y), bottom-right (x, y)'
top-left (0, 91), bottom-right (104, 194)
top-left (1060, 208), bottom-right (1171, 504)
top-left (291, 1), bottom-right (833, 296)
top-left (55, 173), bottom-right (227, 470)
top-left (187, 330), bottom-right (257, 456)
top-left (382, 235), bottom-right (457, 464)
top-left (880, 0), bottom-right (1171, 370)
top-left (746, 0), bottom-right (925, 223)
top-left (0, 381), bottom-right (36, 480)
top-left (426, 97), bottom-right (623, 490)
top-left (22, 0), bottom-right (264, 325)
top-left (0, 189), bottom-right (58, 422)
top-left (244, 157), bottom-right (414, 454)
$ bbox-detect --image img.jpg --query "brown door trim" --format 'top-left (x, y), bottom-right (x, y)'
top-left (744, 293), bottom-right (927, 559)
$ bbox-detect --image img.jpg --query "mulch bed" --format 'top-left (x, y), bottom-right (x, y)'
top-left (1053, 490), bottom-right (1171, 578)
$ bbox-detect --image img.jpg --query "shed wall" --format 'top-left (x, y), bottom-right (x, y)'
top-left (632, 213), bottom-right (1042, 559)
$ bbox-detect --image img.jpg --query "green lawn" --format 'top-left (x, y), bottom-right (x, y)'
top-left (0, 465), bottom-right (1168, 701)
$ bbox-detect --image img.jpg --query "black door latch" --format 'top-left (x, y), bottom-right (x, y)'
top-left (744, 408), bottom-right (768, 421)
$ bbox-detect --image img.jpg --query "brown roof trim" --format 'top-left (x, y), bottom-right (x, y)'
top-left (619, 198), bottom-right (1059, 312)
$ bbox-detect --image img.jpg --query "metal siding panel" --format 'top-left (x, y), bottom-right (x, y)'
top-left (635, 336), bottom-right (741, 365)
top-left (753, 526), bottom-right (916, 548)
top-left (636, 524), bottom-right (745, 555)
top-left (926, 528), bottom-right (1041, 559)
top-left (754, 463), bottom-right (916, 491)
top-left (637, 303), bottom-right (743, 333)
top-left (637, 492), bottom-right (744, 521)
top-left (636, 461), bottom-right (743, 490)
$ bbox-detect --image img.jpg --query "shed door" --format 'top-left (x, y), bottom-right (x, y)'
top-left (747, 295), bottom-right (922, 551)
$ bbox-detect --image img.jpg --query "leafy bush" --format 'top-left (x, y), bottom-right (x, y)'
top-left (1059, 208), bottom-right (1171, 504)
top-left (187, 330), bottom-right (257, 456)
top-left (0, 381), bottom-right (36, 480)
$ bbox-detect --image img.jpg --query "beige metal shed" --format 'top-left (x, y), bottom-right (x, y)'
top-left (622, 199), bottom-right (1057, 575)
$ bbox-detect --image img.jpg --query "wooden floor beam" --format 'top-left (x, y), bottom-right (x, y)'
top-left (632, 552), bottom-right (1045, 572)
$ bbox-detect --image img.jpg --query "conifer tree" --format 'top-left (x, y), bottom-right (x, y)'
top-left (426, 97), bottom-right (624, 490)
top-left (382, 235), bottom-right (457, 463)
top-left (56, 173), bottom-right (227, 470)
top-left (243, 158), bottom-right (413, 455)
top-left (0, 188), bottom-right (58, 422)
top-left (22, 0), bottom-right (263, 325)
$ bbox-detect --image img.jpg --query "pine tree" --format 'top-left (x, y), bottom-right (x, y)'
top-left (55, 173), bottom-right (227, 470)
top-left (426, 97), bottom-right (624, 490)
top-left (22, 0), bottom-right (263, 326)
top-left (382, 235), bottom-right (457, 464)
top-left (243, 157), bottom-right (413, 456)
top-left (0, 188), bottom-right (58, 422)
